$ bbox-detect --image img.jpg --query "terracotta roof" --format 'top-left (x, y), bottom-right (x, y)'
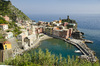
top-left (56, 28), bottom-right (60, 30)
top-left (3, 41), bottom-right (11, 45)
top-left (0, 24), bottom-right (7, 26)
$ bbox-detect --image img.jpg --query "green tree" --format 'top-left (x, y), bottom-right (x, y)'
top-left (1, 48), bottom-right (100, 66)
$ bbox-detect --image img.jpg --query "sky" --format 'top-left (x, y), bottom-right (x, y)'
top-left (10, 0), bottom-right (100, 15)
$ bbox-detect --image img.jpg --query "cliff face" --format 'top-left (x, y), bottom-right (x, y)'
top-left (0, 0), bottom-right (31, 22)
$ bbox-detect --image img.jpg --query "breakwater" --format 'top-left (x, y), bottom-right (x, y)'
top-left (30, 14), bottom-right (100, 60)
top-left (46, 34), bottom-right (98, 62)
top-left (65, 39), bottom-right (97, 62)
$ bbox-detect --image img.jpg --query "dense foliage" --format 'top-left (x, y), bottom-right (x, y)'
top-left (0, 17), bottom-right (22, 37)
top-left (0, 0), bottom-right (30, 22)
top-left (0, 17), bottom-right (8, 24)
top-left (8, 22), bottom-right (22, 37)
top-left (1, 48), bottom-right (99, 66)
top-left (0, 0), bottom-right (23, 37)
top-left (13, 27), bottom-right (22, 37)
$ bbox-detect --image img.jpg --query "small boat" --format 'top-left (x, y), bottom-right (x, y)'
top-left (75, 50), bottom-right (81, 53)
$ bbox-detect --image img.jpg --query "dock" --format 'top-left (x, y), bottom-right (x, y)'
top-left (64, 39), bottom-right (97, 62)
top-left (49, 35), bottom-right (97, 62)
top-left (84, 39), bottom-right (93, 43)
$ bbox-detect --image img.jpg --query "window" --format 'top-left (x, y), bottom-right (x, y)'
top-left (5, 48), bottom-right (7, 50)
top-left (5, 45), bottom-right (6, 47)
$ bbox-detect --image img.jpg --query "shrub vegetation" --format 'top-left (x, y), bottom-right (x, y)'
top-left (1, 48), bottom-right (99, 66)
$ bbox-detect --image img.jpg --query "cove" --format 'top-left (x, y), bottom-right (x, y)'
top-left (28, 38), bottom-right (82, 58)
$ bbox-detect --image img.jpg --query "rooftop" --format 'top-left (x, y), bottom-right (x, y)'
top-left (0, 24), bottom-right (8, 26)
top-left (3, 41), bottom-right (11, 44)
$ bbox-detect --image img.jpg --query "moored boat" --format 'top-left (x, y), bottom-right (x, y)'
top-left (75, 50), bottom-right (81, 53)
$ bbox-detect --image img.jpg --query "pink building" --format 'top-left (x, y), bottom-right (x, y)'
top-left (53, 27), bottom-right (69, 39)
top-left (64, 22), bottom-right (68, 27)
top-left (60, 29), bottom-right (69, 39)
top-left (53, 30), bottom-right (61, 37)
top-left (69, 28), bottom-right (73, 37)
top-left (39, 27), bottom-right (43, 33)
top-left (35, 28), bottom-right (38, 34)
top-left (35, 27), bottom-right (43, 34)
top-left (53, 27), bottom-right (61, 37)
top-left (3, 15), bottom-right (10, 21)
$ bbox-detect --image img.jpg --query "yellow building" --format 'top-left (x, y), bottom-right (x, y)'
top-left (59, 20), bottom-right (62, 24)
top-left (2, 41), bottom-right (12, 50)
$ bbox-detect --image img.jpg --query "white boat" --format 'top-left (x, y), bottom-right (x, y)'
top-left (75, 50), bottom-right (81, 53)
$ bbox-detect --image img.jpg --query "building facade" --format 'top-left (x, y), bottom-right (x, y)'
top-left (4, 32), bottom-right (13, 39)
top-left (0, 24), bottom-right (8, 31)
top-left (2, 41), bottom-right (12, 50)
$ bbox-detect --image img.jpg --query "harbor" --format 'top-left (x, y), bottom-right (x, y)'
top-left (45, 34), bottom-right (97, 62)
top-left (0, 0), bottom-right (100, 65)
top-left (65, 39), bottom-right (97, 62)
top-left (0, 15), bottom-right (98, 62)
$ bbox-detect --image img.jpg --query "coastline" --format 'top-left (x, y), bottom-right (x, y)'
top-left (17, 33), bottom-right (98, 62)
top-left (19, 34), bottom-right (52, 55)
top-left (43, 34), bottom-right (98, 62)
top-left (0, 0), bottom-right (100, 64)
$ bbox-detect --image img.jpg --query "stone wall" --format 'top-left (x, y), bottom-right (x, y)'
top-left (0, 50), bottom-right (3, 62)
top-left (0, 49), bottom-right (13, 62)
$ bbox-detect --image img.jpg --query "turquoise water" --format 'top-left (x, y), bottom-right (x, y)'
top-left (28, 14), bottom-right (100, 60)
top-left (28, 38), bottom-right (81, 58)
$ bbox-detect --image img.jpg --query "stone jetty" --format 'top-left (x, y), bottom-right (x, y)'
top-left (65, 39), bottom-right (97, 62)
top-left (48, 34), bottom-right (98, 62)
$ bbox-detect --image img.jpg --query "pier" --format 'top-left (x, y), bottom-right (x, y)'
top-left (48, 35), bottom-right (97, 62)
top-left (84, 39), bottom-right (93, 43)
top-left (64, 39), bottom-right (97, 62)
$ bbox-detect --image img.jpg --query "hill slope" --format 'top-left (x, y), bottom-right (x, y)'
top-left (0, 0), bottom-right (31, 22)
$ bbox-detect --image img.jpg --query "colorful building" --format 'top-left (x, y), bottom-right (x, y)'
top-left (45, 28), bottom-right (50, 34)
top-left (35, 27), bottom-right (43, 34)
top-left (62, 29), bottom-right (69, 39)
top-left (64, 22), bottom-right (68, 27)
top-left (17, 32), bottom-right (27, 42)
top-left (39, 27), bottom-right (43, 33)
top-left (3, 15), bottom-right (10, 22)
top-left (69, 28), bottom-right (73, 37)
top-left (59, 20), bottom-right (62, 24)
top-left (0, 41), bottom-right (12, 50)
top-left (0, 24), bottom-right (8, 31)
top-left (28, 29), bottom-right (33, 35)
top-left (4, 32), bottom-right (13, 39)
top-left (53, 27), bottom-right (61, 37)
top-left (52, 27), bottom-right (70, 39)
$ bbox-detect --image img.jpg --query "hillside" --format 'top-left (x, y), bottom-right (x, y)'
top-left (0, 0), bottom-right (31, 22)
top-left (0, 17), bottom-right (8, 24)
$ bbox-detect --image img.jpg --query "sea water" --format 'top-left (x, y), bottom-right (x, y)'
top-left (28, 14), bottom-right (100, 60)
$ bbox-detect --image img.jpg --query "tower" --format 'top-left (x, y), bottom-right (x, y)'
top-left (59, 17), bottom-right (62, 24)
top-left (67, 15), bottom-right (70, 22)
top-left (59, 17), bottom-right (61, 20)
top-left (67, 15), bottom-right (69, 20)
